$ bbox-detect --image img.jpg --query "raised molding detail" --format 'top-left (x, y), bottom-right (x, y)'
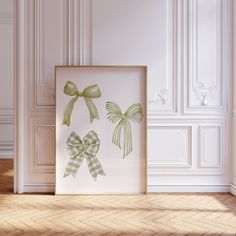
top-left (184, 0), bottom-right (227, 113)
top-left (148, 126), bottom-right (192, 167)
top-left (79, 0), bottom-right (92, 65)
top-left (193, 82), bottom-right (216, 106)
top-left (34, 0), bottom-right (69, 107)
top-left (0, 13), bottom-right (13, 24)
top-left (0, 141), bottom-right (14, 150)
top-left (0, 107), bottom-right (14, 122)
top-left (148, 89), bottom-right (168, 105)
top-left (68, 0), bottom-right (92, 65)
top-left (199, 125), bottom-right (223, 168)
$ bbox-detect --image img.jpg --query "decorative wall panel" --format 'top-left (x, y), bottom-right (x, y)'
top-left (34, 0), bottom-right (68, 107)
top-left (29, 118), bottom-right (55, 174)
top-left (184, 0), bottom-right (227, 113)
top-left (199, 125), bottom-right (222, 168)
top-left (148, 126), bottom-right (192, 167)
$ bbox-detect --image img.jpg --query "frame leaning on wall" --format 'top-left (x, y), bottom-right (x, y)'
top-left (55, 66), bottom-right (147, 194)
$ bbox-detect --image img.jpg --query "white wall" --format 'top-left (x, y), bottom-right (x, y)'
top-left (14, 0), bottom-right (233, 193)
top-left (231, 0), bottom-right (236, 196)
top-left (0, 0), bottom-right (14, 158)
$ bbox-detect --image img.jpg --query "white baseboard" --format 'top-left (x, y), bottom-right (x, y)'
top-left (0, 150), bottom-right (14, 158)
top-left (148, 185), bottom-right (230, 193)
top-left (21, 184), bottom-right (231, 194)
top-left (230, 184), bottom-right (236, 196)
top-left (23, 184), bottom-right (55, 193)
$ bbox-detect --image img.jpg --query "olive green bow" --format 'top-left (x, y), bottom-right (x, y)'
top-left (64, 131), bottom-right (106, 180)
top-left (63, 81), bottom-right (101, 126)
top-left (106, 102), bottom-right (144, 158)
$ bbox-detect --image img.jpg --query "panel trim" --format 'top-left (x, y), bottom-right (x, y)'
top-left (0, 107), bottom-right (14, 123)
top-left (0, 13), bottom-right (13, 24)
top-left (148, 125), bottom-right (192, 167)
top-left (199, 125), bottom-right (223, 168)
top-left (29, 118), bottom-right (55, 174)
top-left (35, 125), bottom-right (55, 167)
top-left (183, 0), bottom-right (228, 114)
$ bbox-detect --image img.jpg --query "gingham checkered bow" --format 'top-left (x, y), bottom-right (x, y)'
top-left (64, 131), bottom-right (106, 180)
top-left (106, 102), bottom-right (144, 158)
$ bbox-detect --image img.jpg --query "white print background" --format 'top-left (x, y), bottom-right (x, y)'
top-left (56, 67), bottom-right (146, 194)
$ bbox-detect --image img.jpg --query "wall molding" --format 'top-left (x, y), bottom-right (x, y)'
top-left (0, 107), bottom-right (14, 123)
top-left (0, 13), bottom-right (13, 24)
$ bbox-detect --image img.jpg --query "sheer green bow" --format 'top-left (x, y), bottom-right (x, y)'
top-left (106, 102), bottom-right (144, 158)
top-left (64, 131), bottom-right (106, 180)
top-left (63, 81), bottom-right (101, 126)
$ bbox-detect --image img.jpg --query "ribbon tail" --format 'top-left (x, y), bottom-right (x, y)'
top-left (86, 155), bottom-right (106, 181)
top-left (112, 119), bottom-right (123, 149)
top-left (63, 155), bottom-right (84, 178)
top-left (83, 97), bottom-right (100, 123)
top-left (123, 120), bottom-right (132, 158)
top-left (63, 96), bottom-right (78, 126)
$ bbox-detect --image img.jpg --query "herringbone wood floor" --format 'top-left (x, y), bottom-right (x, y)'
top-left (0, 159), bottom-right (13, 193)
top-left (0, 160), bottom-right (236, 235)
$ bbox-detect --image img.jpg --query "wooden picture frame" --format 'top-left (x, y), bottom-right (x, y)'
top-left (55, 66), bottom-right (147, 194)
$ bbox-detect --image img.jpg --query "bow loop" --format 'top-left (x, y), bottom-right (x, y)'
top-left (83, 85), bottom-right (101, 98)
top-left (83, 131), bottom-right (100, 156)
top-left (64, 131), bottom-right (105, 180)
top-left (63, 81), bottom-right (78, 96)
top-left (106, 102), bottom-right (144, 158)
top-left (66, 132), bottom-right (84, 158)
top-left (63, 81), bottom-right (101, 126)
top-left (125, 103), bottom-right (144, 123)
top-left (106, 102), bottom-right (123, 123)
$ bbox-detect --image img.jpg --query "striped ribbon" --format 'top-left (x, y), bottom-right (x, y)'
top-left (106, 102), bottom-right (144, 158)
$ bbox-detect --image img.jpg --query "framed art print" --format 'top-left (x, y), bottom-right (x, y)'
top-left (55, 66), bottom-right (147, 194)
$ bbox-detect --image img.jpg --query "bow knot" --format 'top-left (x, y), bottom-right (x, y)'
top-left (64, 131), bottom-right (106, 180)
top-left (106, 102), bottom-right (144, 158)
top-left (63, 81), bottom-right (101, 126)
